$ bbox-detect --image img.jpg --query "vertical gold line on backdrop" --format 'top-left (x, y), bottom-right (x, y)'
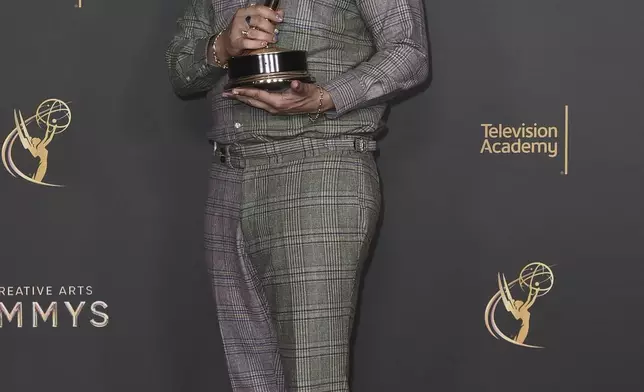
top-left (564, 105), bottom-right (569, 175)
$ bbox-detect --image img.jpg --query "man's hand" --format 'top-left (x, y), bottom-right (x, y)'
top-left (223, 80), bottom-right (335, 115)
top-left (218, 5), bottom-right (284, 64)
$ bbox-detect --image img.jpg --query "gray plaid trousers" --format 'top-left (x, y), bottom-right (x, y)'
top-left (205, 144), bottom-right (381, 392)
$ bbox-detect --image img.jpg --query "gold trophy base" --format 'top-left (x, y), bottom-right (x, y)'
top-left (226, 70), bottom-right (314, 90)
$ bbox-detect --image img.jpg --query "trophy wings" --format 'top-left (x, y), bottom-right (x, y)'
top-left (13, 109), bottom-right (33, 151)
top-left (497, 273), bottom-right (521, 320)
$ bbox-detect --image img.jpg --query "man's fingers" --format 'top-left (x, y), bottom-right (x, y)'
top-left (244, 5), bottom-right (283, 23)
top-left (234, 88), bottom-right (288, 110)
top-left (239, 37), bottom-right (270, 50)
top-left (233, 88), bottom-right (275, 103)
top-left (247, 16), bottom-right (280, 37)
top-left (242, 28), bottom-right (275, 44)
top-left (233, 96), bottom-right (278, 114)
top-left (226, 6), bottom-right (282, 55)
top-left (290, 80), bottom-right (305, 94)
top-left (233, 86), bottom-right (312, 111)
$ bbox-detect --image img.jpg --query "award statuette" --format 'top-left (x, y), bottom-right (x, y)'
top-left (224, 0), bottom-right (315, 91)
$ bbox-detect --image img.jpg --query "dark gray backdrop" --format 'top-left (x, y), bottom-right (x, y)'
top-left (1, 0), bottom-right (643, 391)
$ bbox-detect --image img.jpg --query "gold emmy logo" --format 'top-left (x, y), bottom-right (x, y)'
top-left (484, 262), bottom-right (555, 349)
top-left (2, 99), bottom-right (72, 187)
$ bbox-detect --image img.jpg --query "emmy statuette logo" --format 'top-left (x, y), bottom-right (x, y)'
top-left (484, 262), bottom-right (555, 349)
top-left (2, 99), bottom-right (72, 187)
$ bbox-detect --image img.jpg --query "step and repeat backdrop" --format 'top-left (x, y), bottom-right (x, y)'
top-left (1, 0), bottom-right (643, 391)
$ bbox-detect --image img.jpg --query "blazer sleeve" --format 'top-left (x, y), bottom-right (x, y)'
top-left (320, 0), bottom-right (430, 118)
top-left (165, 0), bottom-right (227, 97)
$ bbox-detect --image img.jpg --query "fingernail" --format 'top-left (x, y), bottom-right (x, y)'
top-left (276, 14), bottom-right (283, 22)
top-left (272, 35), bottom-right (277, 43)
top-left (232, 89), bottom-right (240, 95)
top-left (222, 92), bottom-right (232, 97)
top-left (262, 41), bottom-right (268, 47)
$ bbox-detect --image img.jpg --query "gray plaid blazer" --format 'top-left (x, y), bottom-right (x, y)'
top-left (165, 0), bottom-right (429, 144)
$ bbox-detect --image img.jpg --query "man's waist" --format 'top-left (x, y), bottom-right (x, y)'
top-left (209, 136), bottom-right (375, 157)
top-left (207, 100), bottom-right (387, 131)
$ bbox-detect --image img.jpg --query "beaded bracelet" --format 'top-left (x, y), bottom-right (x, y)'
top-left (211, 30), bottom-right (228, 69)
top-left (308, 84), bottom-right (324, 122)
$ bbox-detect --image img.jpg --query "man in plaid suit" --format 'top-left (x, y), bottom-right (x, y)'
top-left (166, 0), bottom-right (429, 390)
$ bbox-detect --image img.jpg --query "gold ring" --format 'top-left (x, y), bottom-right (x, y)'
top-left (241, 29), bottom-right (249, 37)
